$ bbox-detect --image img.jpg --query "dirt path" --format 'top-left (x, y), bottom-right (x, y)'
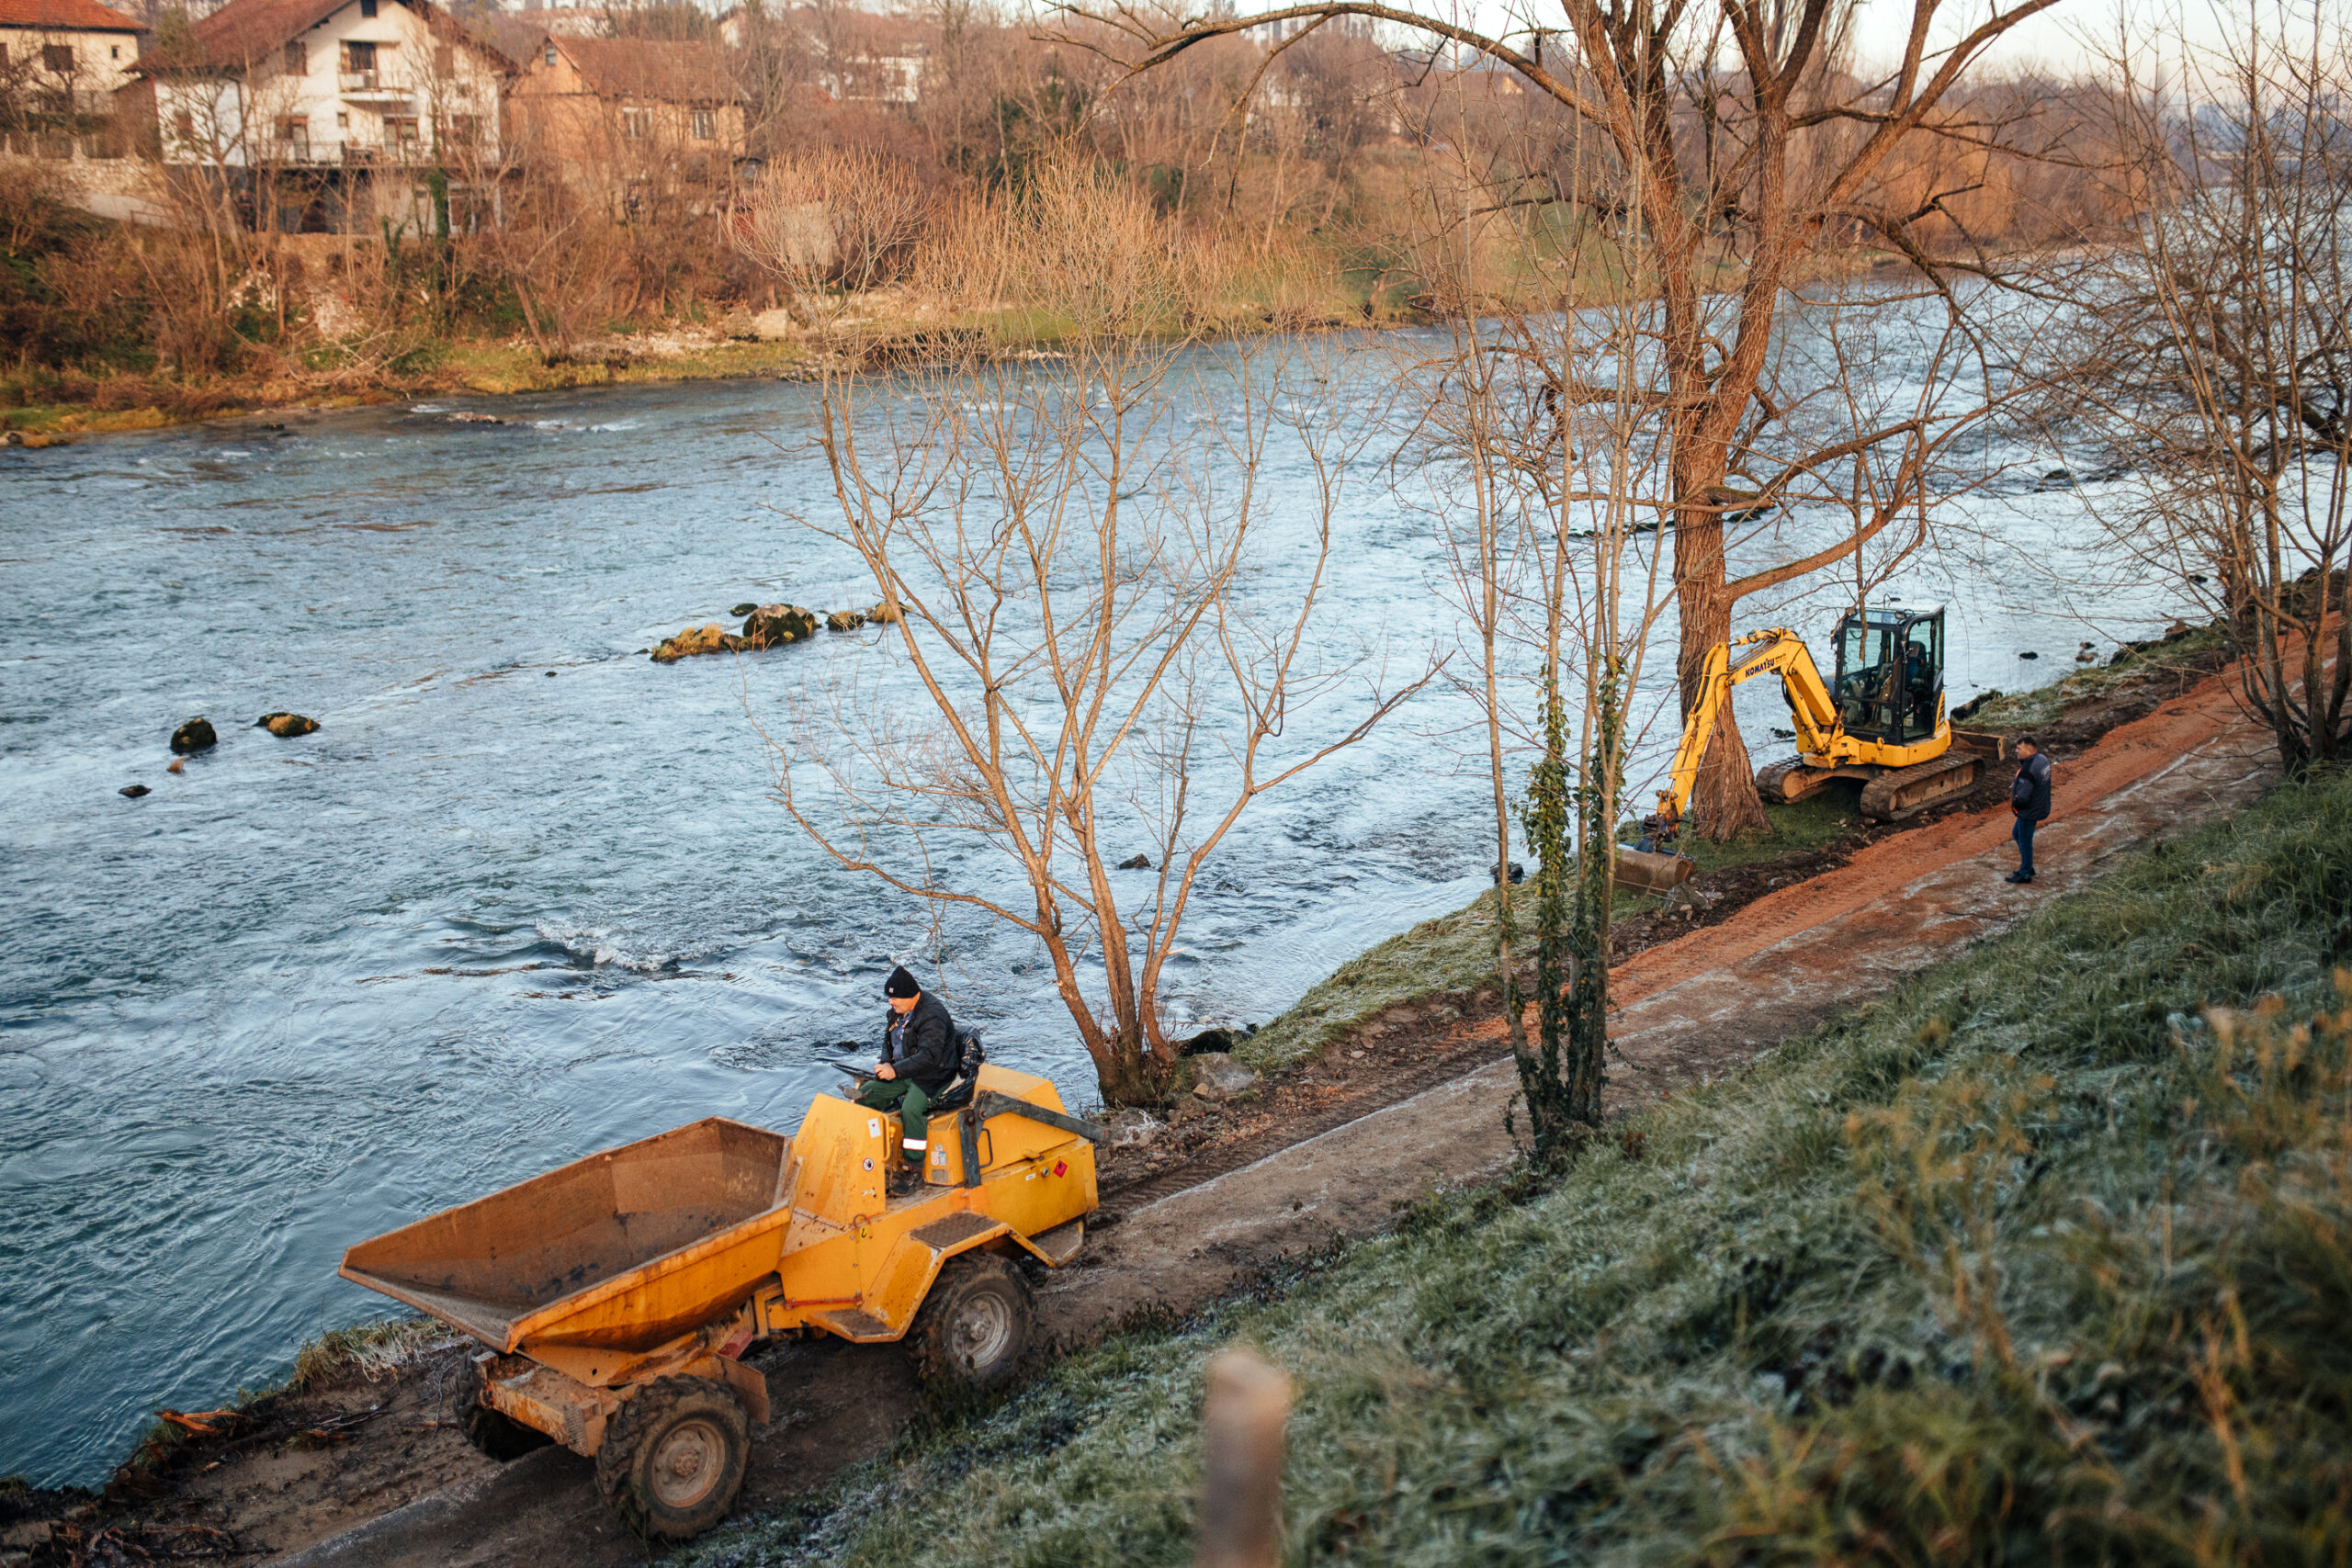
top-left (14, 663), bottom-right (2270, 1568)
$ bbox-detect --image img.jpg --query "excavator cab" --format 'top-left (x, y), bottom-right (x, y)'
top-left (1834, 605), bottom-right (1944, 745)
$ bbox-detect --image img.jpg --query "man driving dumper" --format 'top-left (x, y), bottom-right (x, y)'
top-left (861, 966), bottom-right (956, 1196)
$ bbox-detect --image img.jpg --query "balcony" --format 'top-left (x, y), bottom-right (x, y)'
top-left (339, 139), bottom-right (425, 166)
top-left (337, 70), bottom-right (412, 101)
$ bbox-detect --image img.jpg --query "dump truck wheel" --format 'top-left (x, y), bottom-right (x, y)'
top-left (595, 1375), bottom-right (750, 1542)
top-left (457, 1361), bottom-right (551, 1461)
top-left (908, 1252), bottom-right (1032, 1387)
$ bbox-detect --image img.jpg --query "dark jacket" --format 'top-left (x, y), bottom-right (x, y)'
top-left (879, 990), bottom-right (957, 1093)
top-left (2011, 751), bottom-right (2052, 820)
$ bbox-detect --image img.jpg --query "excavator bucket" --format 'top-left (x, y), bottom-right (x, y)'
top-left (1612, 846), bottom-right (1695, 894)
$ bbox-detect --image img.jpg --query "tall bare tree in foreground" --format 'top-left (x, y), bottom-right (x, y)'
top-left (751, 166), bottom-right (1429, 1102)
top-left (2040, 6), bottom-right (2351, 770)
top-left (1063, 0), bottom-right (2064, 837)
top-left (1397, 52), bottom-right (2009, 1147)
top-left (1398, 90), bottom-right (1679, 1151)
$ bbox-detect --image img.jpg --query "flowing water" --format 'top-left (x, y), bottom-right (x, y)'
top-left (0, 334), bottom-right (2184, 1485)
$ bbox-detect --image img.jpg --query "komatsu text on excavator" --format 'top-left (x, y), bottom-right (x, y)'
top-left (1617, 604), bottom-right (1984, 890)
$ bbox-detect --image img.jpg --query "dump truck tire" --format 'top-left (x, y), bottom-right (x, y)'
top-left (595, 1375), bottom-right (750, 1542)
top-left (457, 1361), bottom-right (551, 1462)
top-left (908, 1251), bottom-right (1031, 1388)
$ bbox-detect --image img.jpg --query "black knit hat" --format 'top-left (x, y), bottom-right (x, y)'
top-left (884, 965), bottom-right (921, 998)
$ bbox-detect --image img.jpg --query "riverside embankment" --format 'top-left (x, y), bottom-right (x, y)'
top-left (0, 633), bottom-right (2270, 1567)
top-left (0, 347), bottom-right (2193, 1495)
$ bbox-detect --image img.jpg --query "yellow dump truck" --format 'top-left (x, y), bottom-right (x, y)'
top-left (340, 1064), bottom-right (1102, 1540)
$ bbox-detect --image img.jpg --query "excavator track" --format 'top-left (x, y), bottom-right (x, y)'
top-left (1756, 757), bottom-right (1828, 804)
top-left (1858, 752), bottom-right (1983, 821)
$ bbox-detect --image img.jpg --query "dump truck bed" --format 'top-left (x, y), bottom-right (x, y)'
top-left (341, 1116), bottom-right (793, 1355)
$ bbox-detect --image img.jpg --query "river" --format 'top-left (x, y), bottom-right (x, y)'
top-left (0, 333), bottom-right (2183, 1485)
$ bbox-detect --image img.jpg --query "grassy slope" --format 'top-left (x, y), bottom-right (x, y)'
top-left (1239, 791), bottom-right (1856, 1076)
top-left (1960, 624), bottom-right (2229, 730)
top-left (692, 762), bottom-right (2352, 1567)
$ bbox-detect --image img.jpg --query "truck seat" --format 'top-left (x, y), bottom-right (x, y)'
top-left (927, 1030), bottom-right (989, 1112)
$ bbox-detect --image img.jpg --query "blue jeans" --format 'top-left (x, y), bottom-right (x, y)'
top-left (2013, 813), bottom-right (2040, 877)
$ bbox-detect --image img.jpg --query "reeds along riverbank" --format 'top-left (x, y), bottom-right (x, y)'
top-left (686, 761), bottom-right (2352, 1567)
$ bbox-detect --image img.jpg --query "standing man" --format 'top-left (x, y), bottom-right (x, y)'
top-left (2007, 737), bottom-right (2052, 885)
top-left (860, 966), bottom-right (956, 1194)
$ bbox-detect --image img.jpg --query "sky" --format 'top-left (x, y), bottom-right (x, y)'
top-left (1846, 0), bottom-right (2260, 75)
top-left (1337, 0), bottom-right (2301, 80)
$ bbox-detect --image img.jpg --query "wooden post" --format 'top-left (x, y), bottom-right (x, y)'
top-left (1195, 1348), bottom-right (1293, 1568)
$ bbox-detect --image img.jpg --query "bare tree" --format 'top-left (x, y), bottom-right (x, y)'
top-left (1394, 91), bottom-right (1677, 1150)
top-left (732, 146), bottom-right (931, 325)
top-left (759, 165), bottom-right (1430, 1101)
top-left (1061, 0), bottom-right (2064, 838)
top-left (2038, 6), bottom-right (2352, 770)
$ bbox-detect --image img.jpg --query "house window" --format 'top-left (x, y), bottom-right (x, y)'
top-left (279, 115), bottom-right (309, 160)
top-left (110, 43), bottom-right (120, 59)
top-left (284, 40), bottom-right (306, 75)
top-left (360, 0), bottom-right (377, 15)
top-left (336, 110), bottom-right (349, 128)
top-left (691, 108), bottom-right (715, 141)
top-left (42, 43), bottom-right (74, 72)
top-left (620, 107), bottom-right (649, 141)
top-left (543, 46), bottom-right (556, 65)
top-left (343, 40), bottom-right (376, 72)
top-left (385, 116), bottom-right (421, 159)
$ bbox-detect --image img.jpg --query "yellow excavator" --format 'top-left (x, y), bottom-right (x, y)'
top-left (1617, 604), bottom-right (1984, 890)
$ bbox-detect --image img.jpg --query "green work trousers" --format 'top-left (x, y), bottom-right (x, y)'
top-left (856, 1077), bottom-right (932, 1163)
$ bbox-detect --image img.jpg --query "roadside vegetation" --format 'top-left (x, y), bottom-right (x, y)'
top-left (691, 761), bottom-right (2352, 1566)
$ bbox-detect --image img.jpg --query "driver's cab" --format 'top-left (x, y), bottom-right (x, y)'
top-left (1834, 604), bottom-right (1945, 745)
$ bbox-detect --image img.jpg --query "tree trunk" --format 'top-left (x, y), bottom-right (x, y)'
top-left (1674, 527), bottom-right (1771, 840)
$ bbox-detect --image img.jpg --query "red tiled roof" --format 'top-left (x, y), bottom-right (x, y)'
top-left (152, 0), bottom-right (509, 72)
top-left (190, 0), bottom-right (351, 65)
top-left (554, 37), bottom-right (735, 104)
top-left (0, 0), bottom-right (147, 32)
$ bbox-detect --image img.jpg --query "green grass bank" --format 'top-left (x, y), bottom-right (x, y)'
top-left (689, 761), bottom-right (2352, 1566)
top-left (1238, 789), bottom-right (1857, 1077)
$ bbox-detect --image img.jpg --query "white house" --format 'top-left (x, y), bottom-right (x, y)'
top-left (1, 0), bottom-right (148, 118)
top-left (148, 0), bottom-right (512, 231)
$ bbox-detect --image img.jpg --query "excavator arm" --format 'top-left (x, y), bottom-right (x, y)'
top-left (1653, 629), bottom-right (1840, 829)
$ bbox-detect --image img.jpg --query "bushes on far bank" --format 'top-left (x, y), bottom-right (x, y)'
top-left (692, 761), bottom-right (2352, 1567)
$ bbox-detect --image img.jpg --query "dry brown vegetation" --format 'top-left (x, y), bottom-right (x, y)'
top-left (2, 0), bottom-right (2154, 428)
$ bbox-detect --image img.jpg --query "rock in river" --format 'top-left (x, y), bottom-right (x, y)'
top-left (169, 716), bottom-right (217, 754)
top-left (651, 623), bottom-right (741, 662)
top-left (255, 712), bottom-right (320, 738)
top-left (119, 784), bottom-right (150, 797)
top-left (741, 604), bottom-right (820, 649)
top-left (826, 609), bottom-right (866, 633)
